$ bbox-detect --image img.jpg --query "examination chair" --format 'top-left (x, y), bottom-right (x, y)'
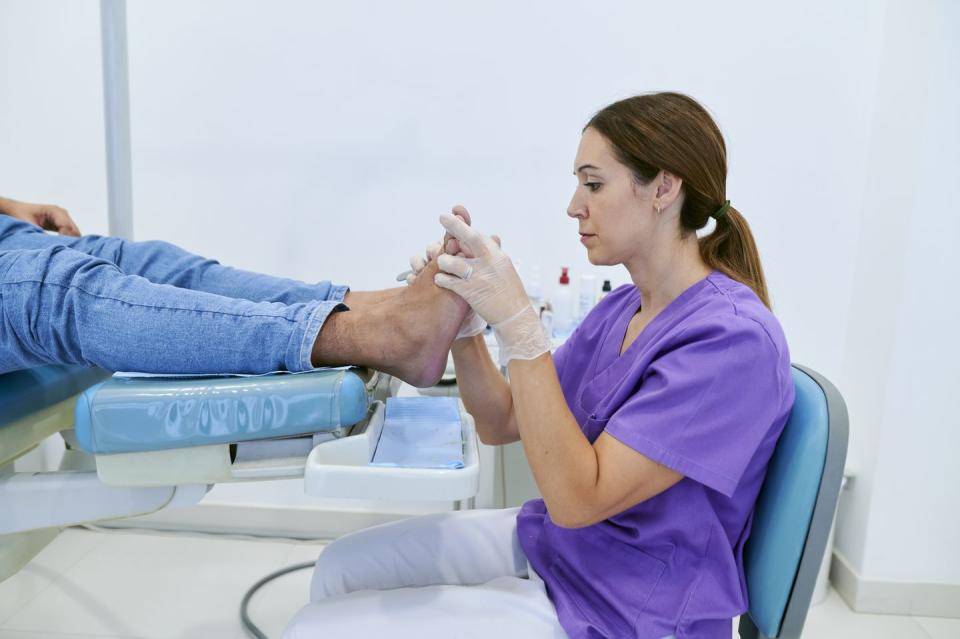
top-left (2, 362), bottom-right (844, 636)
top-left (737, 365), bottom-right (849, 639)
top-left (1, 365), bottom-right (479, 584)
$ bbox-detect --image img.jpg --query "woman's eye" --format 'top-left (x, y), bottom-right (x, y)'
top-left (585, 182), bottom-right (601, 192)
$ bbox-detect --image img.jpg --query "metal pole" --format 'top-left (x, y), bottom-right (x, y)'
top-left (100, 0), bottom-right (134, 239)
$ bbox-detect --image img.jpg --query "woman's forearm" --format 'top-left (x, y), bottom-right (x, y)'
top-left (451, 334), bottom-right (519, 444)
top-left (508, 353), bottom-right (599, 526)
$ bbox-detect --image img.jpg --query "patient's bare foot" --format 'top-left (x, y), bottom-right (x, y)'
top-left (310, 259), bottom-right (470, 387)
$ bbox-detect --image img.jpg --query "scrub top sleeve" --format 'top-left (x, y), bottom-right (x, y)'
top-left (603, 317), bottom-right (785, 497)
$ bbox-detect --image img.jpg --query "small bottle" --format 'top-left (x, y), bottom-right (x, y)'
top-left (539, 304), bottom-right (553, 338)
top-left (551, 267), bottom-right (574, 338)
top-left (597, 279), bottom-right (612, 303)
top-left (578, 274), bottom-right (597, 323)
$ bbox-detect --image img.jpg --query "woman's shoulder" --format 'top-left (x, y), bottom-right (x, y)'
top-left (698, 272), bottom-right (788, 353)
top-left (652, 274), bottom-right (793, 404)
top-left (661, 272), bottom-right (789, 369)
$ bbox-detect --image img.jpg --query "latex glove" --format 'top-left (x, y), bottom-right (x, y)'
top-left (434, 213), bottom-right (550, 366)
top-left (406, 241), bottom-right (443, 284)
top-left (407, 243), bottom-right (487, 340)
top-left (0, 197), bottom-right (81, 236)
top-left (407, 204), bottom-right (475, 285)
top-left (442, 204), bottom-right (472, 256)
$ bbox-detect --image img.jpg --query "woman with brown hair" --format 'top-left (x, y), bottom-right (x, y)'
top-left (286, 93), bottom-right (794, 639)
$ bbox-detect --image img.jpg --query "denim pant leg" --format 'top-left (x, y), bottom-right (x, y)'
top-left (0, 246), bottom-right (341, 374)
top-left (0, 215), bottom-right (348, 305)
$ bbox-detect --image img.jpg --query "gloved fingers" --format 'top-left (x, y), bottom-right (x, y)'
top-left (452, 204), bottom-right (472, 226)
top-left (410, 254), bottom-right (427, 274)
top-left (439, 213), bottom-right (490, 257)
top-left (442, 205), bottom-right (474, 257)
top-left (436, 253), bottom-right (475, 280)
top-left (441, 206), bottom-right (473, 257)
top-left (425, 241), bottom-right (443, 261)
top-left (434, 271), bottom-right (468, 295)
top-left (446, 240), bottom-right (474, 258)
top-left (407, 240), bottom-right (444, 285)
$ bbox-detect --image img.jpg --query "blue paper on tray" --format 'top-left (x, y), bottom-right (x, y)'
top-left (371, 397), bottom-right (464, 469)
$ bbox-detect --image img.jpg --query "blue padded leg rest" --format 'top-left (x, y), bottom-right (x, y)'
top-left (0, 366), bottom-right (111, 430)
top-left (74, 369), bottom-right (370, 454)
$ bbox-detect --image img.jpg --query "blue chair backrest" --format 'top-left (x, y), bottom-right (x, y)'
top-left (740, 365), bottom-right (848, 639)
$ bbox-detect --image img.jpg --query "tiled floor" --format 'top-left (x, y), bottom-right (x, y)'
top-left (1, 528), bottom-right (957, 639)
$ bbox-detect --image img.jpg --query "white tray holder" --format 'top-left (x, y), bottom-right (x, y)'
top-left (304, 400), bottom-right (480, 501)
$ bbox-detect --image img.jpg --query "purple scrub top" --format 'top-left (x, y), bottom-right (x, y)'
top-left (517, 271), bottom-right (794, 639)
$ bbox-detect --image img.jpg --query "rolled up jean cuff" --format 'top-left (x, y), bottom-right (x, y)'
top-left (292, 299), bottom-right (347, 372)
top-left (327, 284), bottom-right (350, 303)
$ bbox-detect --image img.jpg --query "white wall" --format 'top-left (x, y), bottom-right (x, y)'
top-left (0, 0), bottom-right (108, 234)
top-left (120, 0), bottom-right (887, 401)
top-left (835, 0), bottom-right (960, 586)
top-left (2, 0), bottom-right (958, 599)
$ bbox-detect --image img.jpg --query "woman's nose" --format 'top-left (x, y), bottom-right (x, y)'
top-left (567, 192), bottom-right (585, 218)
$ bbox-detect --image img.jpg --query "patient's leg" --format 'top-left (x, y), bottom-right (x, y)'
top-left (0, 215), bottom-right (347, 306)
top-left (0, 216), bottom-right (468, 385)
top-left (0, 246), bottom-right (338, 375)
top-left (311, 259), bottom-right (469, 387)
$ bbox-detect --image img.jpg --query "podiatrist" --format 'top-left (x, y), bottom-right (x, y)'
top-left (284, 93), bottom-right (794, 639)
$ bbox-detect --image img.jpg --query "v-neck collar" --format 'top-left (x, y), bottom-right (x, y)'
top-left (576, 272), bottom-right (718, 419)
top-left (598, 272), bottom-right (718, 374)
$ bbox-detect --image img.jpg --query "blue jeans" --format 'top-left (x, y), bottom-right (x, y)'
top-left (0, 216), bottom-right (347, 374)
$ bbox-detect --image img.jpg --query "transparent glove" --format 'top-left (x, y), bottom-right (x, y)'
top-left (407, 244), bottom-right (487, 341)
top-left (434, 213), bottom-right (549, 366)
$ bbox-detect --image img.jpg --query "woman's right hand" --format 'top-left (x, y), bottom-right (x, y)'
top-left (434, 213), bottom-right (551, 366)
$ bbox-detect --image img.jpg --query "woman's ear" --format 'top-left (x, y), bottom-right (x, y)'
top-left (655, 170), bottom-right (684, 210)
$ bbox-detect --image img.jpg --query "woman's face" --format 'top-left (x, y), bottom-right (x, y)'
top-left (567, 127), bottom-right (659, 267)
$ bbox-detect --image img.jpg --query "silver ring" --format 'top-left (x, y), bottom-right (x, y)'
top-left (462, 264), bottom-right (473, 281)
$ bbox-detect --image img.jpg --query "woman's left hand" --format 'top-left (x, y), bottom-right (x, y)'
top-left (435, 212), bottom-right (550, 365)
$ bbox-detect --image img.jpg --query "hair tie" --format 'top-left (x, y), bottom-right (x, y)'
top-left (713, 200), bottom-right (731, 220)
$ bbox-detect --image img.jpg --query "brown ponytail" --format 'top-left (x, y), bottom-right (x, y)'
top-left (586, 92), bottom-right (771, 308)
